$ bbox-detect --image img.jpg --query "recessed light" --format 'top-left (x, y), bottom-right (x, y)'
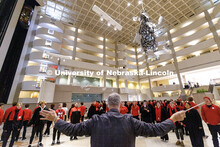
top-left (107, 22), bottom-right (111, 26)
top-left (138, 0), bottom-right (143, 5)
top-left (127, 2), bottom-right (131, 6)
top-left (100, 17), bottom-right (103, 21)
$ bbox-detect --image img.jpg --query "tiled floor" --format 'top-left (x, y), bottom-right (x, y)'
top-left (0, 122), bottom-right (217, 147)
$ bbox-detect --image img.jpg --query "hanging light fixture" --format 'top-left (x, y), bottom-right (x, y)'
top-left (92, 5), bottom-right (122, 30)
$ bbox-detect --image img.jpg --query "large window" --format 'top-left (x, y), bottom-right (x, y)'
top-left (72, 93), bottom-right (102, 102)
top-left (0, 0), bottom-right (18, 46)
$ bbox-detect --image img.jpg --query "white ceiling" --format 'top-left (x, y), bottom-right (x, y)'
top-left (39, 0), bottom-right (220, 45)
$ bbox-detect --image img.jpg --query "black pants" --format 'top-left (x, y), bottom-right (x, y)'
top-left (44, 121), bottom-right (52, 135)
top-left (64, 115), bottom-right (67, 121)
top-left (208, 124), bottom-right (220, 147)
top-left (133, 116), bottom-right (139, 120)
top-left (22, 120), bottom-right (28, 139)
top-left (81, 115), bottom-right (84, 122)
top-left (2, 128), bottom-right (19, 147)
top-left (189, 129), bottom-right (204, 147)
top-left (29, 125), bottom-right (44, 145)
top-left (175, 128), bottom-right (184, 140)
top-left (53, 128), bottom-right (61, 141)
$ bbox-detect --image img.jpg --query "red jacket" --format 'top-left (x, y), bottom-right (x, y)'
top-left (201, 104), bottom-right (220, 125)
top-left (23, 109), bottom-right (32, 121)
top-left (120, 106), bottom-right (128, 114)
top-left (131, 105), bottom-right (140, 116)
top-left (80, 105), bottom-right (86, 116)
top-left (3, 106), bottom-right (16, 123)
top-left (0, 108), bottom-right (4, 124)
top-left (8, 107), bottom-right (23, 121)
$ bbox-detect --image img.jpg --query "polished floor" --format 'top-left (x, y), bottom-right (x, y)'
top-left (0, 122), bottom-right (217, 147)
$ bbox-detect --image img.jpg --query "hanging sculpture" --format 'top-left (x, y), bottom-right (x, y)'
top-left (133, 9), bottom-right (170, 60)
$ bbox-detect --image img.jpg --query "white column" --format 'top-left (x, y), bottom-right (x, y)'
top-left (135, 47), bottom-right (141, 90)
top-left (167, 30), bottom-right (185, 96)
top-left (145, 56), bottom-right (153, 99)
top-left (204, 10), bottom-right (220, 52)
top-left (115, 42), bottom-right (120, 89)
top-left (103, 36), bottom-right (106, 87)
top-left (70, 28), bottom-right (78, 84)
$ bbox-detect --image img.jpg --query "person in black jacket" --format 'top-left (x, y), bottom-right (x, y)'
top-left (2, 103), bottom-right (24, 147)
top-left (141, 101), bottom-right (152, 123)
top-left (69, 103), bottom-right (81, 140)
top-left (148, 100), bottom-right (156, 123)
top-left (44, 104), bottom-right (55, 136)
top-left (28, 101), bottom-right (48, 147)
top-left (40, 93), bottom-right (186, 147)
top-left (155, 101), bottom-right (169, 141)
top-left (184, 102), bottom-right (204, 147)
top-left (68, 104), bottom-right (75, 120)
top-left (88, 100), bottom-right (98, 118)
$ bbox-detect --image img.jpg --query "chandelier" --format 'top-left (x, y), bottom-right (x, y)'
top-left (133, 9), bottom-right (170, 60)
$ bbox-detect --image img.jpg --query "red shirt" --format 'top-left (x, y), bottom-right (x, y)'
top-left (0, 108), bottom-right (4, 124)
top-left (69, 107), bottom-right (81, 120)
top-left (106, 106), bottom-right (109, 112)
top-left (120, 106), bottom-right (128, 114)
top-left (201, 104), bottom-right (220, 125)
top-left (23, 108), bottom-right (32, 121)
top-left (56, 109), bottom-right (65, 120)
top-left (3, 106), bottom-right (16, 123)
top-left (131, 105), bottom-right (140, 116)
top-left (80, 105), bottom-right (86, 116)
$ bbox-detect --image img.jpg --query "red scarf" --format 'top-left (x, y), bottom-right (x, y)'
top-left (155, 106), bottom-right (161, 122)
top-left (8, 107), bottom-right (23, 121)
top-left (169, 106), bottom-right (177, 116)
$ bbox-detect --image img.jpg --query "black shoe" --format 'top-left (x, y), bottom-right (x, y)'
top-left (22, 137), bottom-right (26, 140)
top-left (70, 137), bottom-right (73, 140)
top-left (57, 140), bottom-right (60, 144)
top-left (38, 143), bottom-right (43, 147)
top-left (28, 145), bottom-right (31, 147)
top-left (74, 137), bottom-right (78, 140)
top-left (51, 141), bottom-right (55, 145)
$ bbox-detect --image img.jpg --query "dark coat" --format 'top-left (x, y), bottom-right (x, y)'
top-left (55, 108), bottom-right (176, 147)
top-left (148, 104), bottom-right (156, 122)
top-left (184, 109), bottom-right (203, 130)
top-left (29, 107), bottom-right (48, 126)
top-left (141, 106), bottom-right (152, 123)
top-left (70, 111), bottom-right (81, 124)
top-left (88, 104), bottom-right (97, 118)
